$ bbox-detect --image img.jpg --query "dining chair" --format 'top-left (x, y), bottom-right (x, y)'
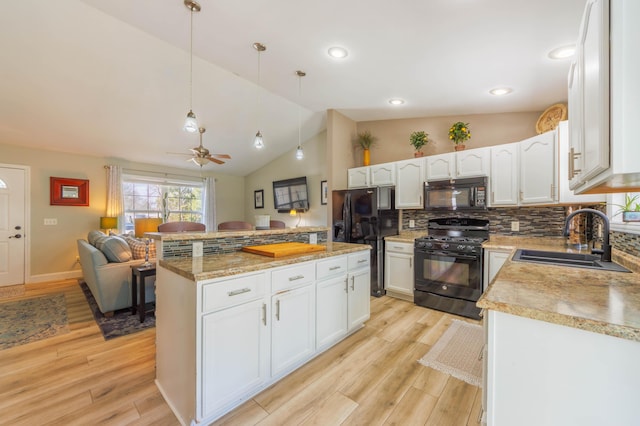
top-left (157, 221), bottom-right (206, 232)
top-left (217, 221), bottom-right (254, 231)
top-left (269, 220), bottom-right (286, 229)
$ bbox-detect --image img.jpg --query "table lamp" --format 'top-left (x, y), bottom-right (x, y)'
top-left (134, 218), bottom-right (163, 267)
top-left (100, 217), bottom-right (118, 235)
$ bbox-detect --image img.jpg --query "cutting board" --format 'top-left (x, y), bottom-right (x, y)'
top-left (242, 242), bottom-right (326, 258)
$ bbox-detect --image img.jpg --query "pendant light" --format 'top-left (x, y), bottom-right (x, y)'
top-left (253, 42), bottom-right (266, 149)
top-left (295, 70), bottom-right (306, 160)
top-left (183, 0), bottom-right (200, 133)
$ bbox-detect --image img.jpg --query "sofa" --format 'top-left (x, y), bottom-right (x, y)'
top-left (77, 232), bottom-right (156, 315)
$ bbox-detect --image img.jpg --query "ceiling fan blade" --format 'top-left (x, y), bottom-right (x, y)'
top-left (211, 154), bottom-right (231, 159)
top-left (206, 156), bottom-right (225, 165)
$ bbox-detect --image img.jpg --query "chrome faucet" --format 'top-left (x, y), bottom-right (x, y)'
top-left (563, 208), bottom-right (611, 262)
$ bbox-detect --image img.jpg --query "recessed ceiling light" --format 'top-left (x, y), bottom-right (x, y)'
top-left (388, 98), bottom-right (405, 106)
top-left (548, 44), bottom-right (576, 59)
top-left (489, 87), bottom-right (513, 96)
top-left (327, 46), bottom-right (348, 59)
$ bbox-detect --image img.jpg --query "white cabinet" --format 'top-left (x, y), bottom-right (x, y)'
top-left (426, 153), bottom-right (455, 180)
top-left (490, 143), bottom-right (519, 206)
top-left (569, 0), bottom-right (640, 194)
top-left (316, 274), bottom-right (348, 350)
top-left (482, 248), bottom-right (511, 291)
top-left (370, 163), bottom-right (396, 186)
top-left (348, 252), bottom-right (370, 329)
top-left (456, 147), bottom-right (490, 178)
top-left (384, 241), bottom-right (414, 300)
top-left (519, 132), bottom-right (556, 205)
top-left (395, 158), bottom-right (425, 209)
top-left (347, 166), bottom-right (370, 188)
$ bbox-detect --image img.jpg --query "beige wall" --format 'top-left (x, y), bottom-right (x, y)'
top-left (327, 109), bottom-right (358, 191)
top-left (0, 142), bottom-right (243, 280)
top-left (355, 111), bottom-right (541, 166)
top-left (244, 131), bottom-right (327, 228)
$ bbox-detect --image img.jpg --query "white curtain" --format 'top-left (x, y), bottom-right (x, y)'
top-left (105, 165), bottom-right (124, 232)
top-left (203, 177), bottom-right (216, 231)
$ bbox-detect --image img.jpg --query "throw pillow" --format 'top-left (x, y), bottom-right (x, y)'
top-left (88, 230), bottom-right (106, 246)
top-left (123, 236), bottom-right (157, 260)
top-left (99, 236), bottom-right (133, 263)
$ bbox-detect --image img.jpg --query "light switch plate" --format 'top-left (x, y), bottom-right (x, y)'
top-left (193, 241), bottom-right (203, 257)
top-left (44, 218), bottom-right (57, 225)
top-left (511, 221), bottom-right (520, 232)
top-left (409, 220), bottom-right (415, 228)
top-left (309, 233), bottom-right (318, 244)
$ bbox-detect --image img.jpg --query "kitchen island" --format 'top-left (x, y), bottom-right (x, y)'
top-left (154, 237), bottom-right (371, 426)
top-left (478, 236), bottom-right (640, 426)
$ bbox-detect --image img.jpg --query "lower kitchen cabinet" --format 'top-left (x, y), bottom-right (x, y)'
top-left (384, 241), bottom-right (414, 300)
top-left (348, 265), bottom-right (370, 328)
top-left (316, 274), bottom-right (349, 350)
top-left (482, 248), bottom-right (511, 291)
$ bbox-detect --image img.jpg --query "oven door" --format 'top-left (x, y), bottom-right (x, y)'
top-left (414, 249), bottom-right (482, 301)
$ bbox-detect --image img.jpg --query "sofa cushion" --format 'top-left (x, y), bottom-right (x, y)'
top-left (88, 230), bottom-right (106, 246)
top-left (96, 236), bottom-right (132, 263)
top-left (123, 236), bottom-right (157, 260)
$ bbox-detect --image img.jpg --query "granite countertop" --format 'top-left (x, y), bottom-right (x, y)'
top-left (478, 235), bottom-right (640, 342)
top-left (147, 226), bottom-right (329, 241)
top-left (385, 231), bottom-right (426, 243)
top-left (159, 241), bottom-right (369, 282)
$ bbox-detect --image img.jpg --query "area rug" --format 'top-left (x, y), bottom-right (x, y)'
top-left (0, 293), bottom-right (69, 350)
top-left (80, 282), bottom-right (155, 340)
top-left (418, 319), bottom-right (483, 387)
top-left (0, 284), bottom-right (26, 299)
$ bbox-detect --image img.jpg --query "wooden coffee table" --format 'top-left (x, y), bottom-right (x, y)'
top-left (131, 264), bottom-right (156, 322)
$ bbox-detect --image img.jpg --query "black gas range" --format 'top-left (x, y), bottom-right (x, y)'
top-left (414, 217), bottom-right (489, 320)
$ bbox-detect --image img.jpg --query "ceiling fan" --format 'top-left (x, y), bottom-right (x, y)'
top-left (169, 127), bottom-right (231, 167)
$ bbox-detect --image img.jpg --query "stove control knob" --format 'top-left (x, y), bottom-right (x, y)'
top-left (442, 285), bottom-right (448, 290)
top-left (425, 242), bottom-right (433, 248)
top-left (441, 243), bottom-right (449, 249)
top-left (457, 245), bottom-right (466, 251)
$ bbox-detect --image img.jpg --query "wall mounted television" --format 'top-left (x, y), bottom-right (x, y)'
top-left (273, 176), bottom-right (309, 213)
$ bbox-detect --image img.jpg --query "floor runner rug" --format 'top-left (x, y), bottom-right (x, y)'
top-left (418, 319), bottom-right (483, 387)
top-left (0, 293), bottom-right (69, 350)
top-left (80, 282), bottom-right (155, 340)
top-left (0, 284), bottom-right (26, 299)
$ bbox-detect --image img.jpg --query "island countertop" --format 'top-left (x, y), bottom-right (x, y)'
top-left (159, 241), bottom-right (370, 282)
top-left (478, 235), bottom-right (640, 342)
top-left (147, 226), bottom-right (329, 241)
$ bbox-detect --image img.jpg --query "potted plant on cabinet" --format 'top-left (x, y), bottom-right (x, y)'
top-left (614, 194), bottom-right (640, 222)
top-left (409, 131), bottom-right (429, 157)
top-left (353, 130), bottom-right (377, 166)
top-left (448, 121), bottom-right (471, 150)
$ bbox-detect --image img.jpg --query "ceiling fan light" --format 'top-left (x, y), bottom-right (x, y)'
top-left (295, 145), bottom-right (304, 160)
top-left (254, 131), bottom-right (264, 149)
top-left (184, 110), bottom-right (198, 133)
top-left (190, 156), bottom-right (208, 167)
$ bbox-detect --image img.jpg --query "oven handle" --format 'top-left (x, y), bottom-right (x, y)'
top-left (416, 250), bottom-right (479, 260)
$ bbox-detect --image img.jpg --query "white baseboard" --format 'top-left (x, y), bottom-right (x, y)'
top-left (28, 270), bottom-right (83, 284)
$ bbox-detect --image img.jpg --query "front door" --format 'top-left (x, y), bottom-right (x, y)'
top-left (0, 166), bottom-right (26, 286)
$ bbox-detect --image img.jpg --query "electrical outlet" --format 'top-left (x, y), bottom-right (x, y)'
top-left (193, 241), bottom-right (203, 257)
top-left (309, 233), bottom-right (318, 244)
top-left (44, 218), bottom-right (57, 225)
top-left (511, 221), bottom-right (520, 232)
top-left (409, 220), bottom-right (415, 228)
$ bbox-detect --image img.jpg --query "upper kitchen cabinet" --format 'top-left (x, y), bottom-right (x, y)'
top-left (395, 158), bottom-right (425, 209)
top-left (347, 166), bottom-right (370, 188)
top-left (569, 0), bottom-right (640, 194)
top-left (520, 132), bottom-right (556, 205)
top-left (426, 153), bottom-right (455, 180)
top-left (490, 143), bottom-right (519, 206)
top-left (426, 148), bottom-right (490, 181)
top-left (369, 163), bottom-right (396, 186)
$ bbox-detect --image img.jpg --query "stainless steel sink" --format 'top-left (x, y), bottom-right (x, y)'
top-left (512, 249), bottom-right (631, 273)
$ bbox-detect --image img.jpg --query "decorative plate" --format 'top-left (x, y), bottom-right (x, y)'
top-left (536, 103), bottom-right (567, 134)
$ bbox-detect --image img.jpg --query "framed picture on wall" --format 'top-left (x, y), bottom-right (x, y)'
top-left (50, 177), bottom-right (89, 206)
top-left (321, 180), bottom-right (328, 205)
top-left (254, 189), bottom-right (264, 209)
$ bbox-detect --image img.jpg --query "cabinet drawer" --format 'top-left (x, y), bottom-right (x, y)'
top-left (272, 262), bottom-right (315, 293)
top-left (316, 256), bottom-right (348, 280)
top-left (202, 273), bottom-right (265, 313)
top-left (385, 242), bottom-right (413, 254)
top-left (348, 251), bottom-right (370, 270)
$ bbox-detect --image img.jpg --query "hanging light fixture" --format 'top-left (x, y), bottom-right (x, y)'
top-left (183, 0), bottom-right (201, 133)
top-left (295, 70), bottom-right (306, 160)
top-left (253, 42), bottom-right (266, 149)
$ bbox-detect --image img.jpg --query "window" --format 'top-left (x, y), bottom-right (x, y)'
top-left (122, 174), bottom-right (204, 232)
top-left (608, 192), bottom-right (640, 234)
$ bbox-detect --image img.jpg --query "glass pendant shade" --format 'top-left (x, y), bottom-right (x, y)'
top-left (296, 145), bottom-right (304, 160)
top-left (254, 131), bottom-right (264, 149)
top-left (184, 110), bottom-right (198, 133)
top-left (191, 157), bottom-right (208, 167)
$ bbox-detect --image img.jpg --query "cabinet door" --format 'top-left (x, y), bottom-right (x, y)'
top-left (568, 56), bottom-right (585, 190)
top-left (316, 275), bottom-right (348, 350)
top-left (201, 299), bottom-right (268, 419)
top-left (490, 143), bottom-right (519, 206)
top-left (520, 132), bottom-right (556, 205)
top-left (456, 147), bottom-right (490, 178)
top-left (370, 163), bottom-right (396, 186)
top-left (384, 250), bottom-right (414, 296)
top-left (483, 249), bottom-right (511, 291)
top-left (348, 268), bottom-right (371, 330)
top-left (347, 167), bottom-right (370, 188)
top-left (395, 159), bottom-right (424, 209)
top-left (426, 153), bottom-right (455, 180)
top-left (271, 284), bottom-right (316, 377)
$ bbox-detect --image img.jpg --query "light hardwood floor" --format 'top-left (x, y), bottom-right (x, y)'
top-left (0, 280), bottom-right (481, 426)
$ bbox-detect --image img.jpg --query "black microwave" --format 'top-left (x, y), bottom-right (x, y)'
top-left (424, 177), bottom-right (487, 211)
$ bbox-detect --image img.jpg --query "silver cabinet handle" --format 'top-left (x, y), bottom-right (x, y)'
top-left (357, 259), bottom-right (367, 263)
top-left (550, 184), bottom-right (555, 200)
top-left (409, 258), bottom-right (412, 268)
top-left (288, 274), bottom-right (305, 281)
top-left (344, 278), bottom-right (348, 293)
top-left (350, 276), bottom-right (355, 291)
top-left (275, 299), bottom-right (280, 321)
top-left (329, 266), bottom-right (341, 271)
top-left (519, 191), bottom-right (523, 202)
top-left (491, 191), bottom-right (495, 204)
top-left (228, 288), bottom-right (251, 297)
top-left (262, 303), bottom-right (266, 325)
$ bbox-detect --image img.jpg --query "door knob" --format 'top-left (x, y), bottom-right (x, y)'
top-left (9, 234), bottom-right (22, 239)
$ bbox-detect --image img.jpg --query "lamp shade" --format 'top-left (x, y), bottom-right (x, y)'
top-left (135, 218), bottom-right (163, 238)
top-left (100, 217), bottom-right (118, 230)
